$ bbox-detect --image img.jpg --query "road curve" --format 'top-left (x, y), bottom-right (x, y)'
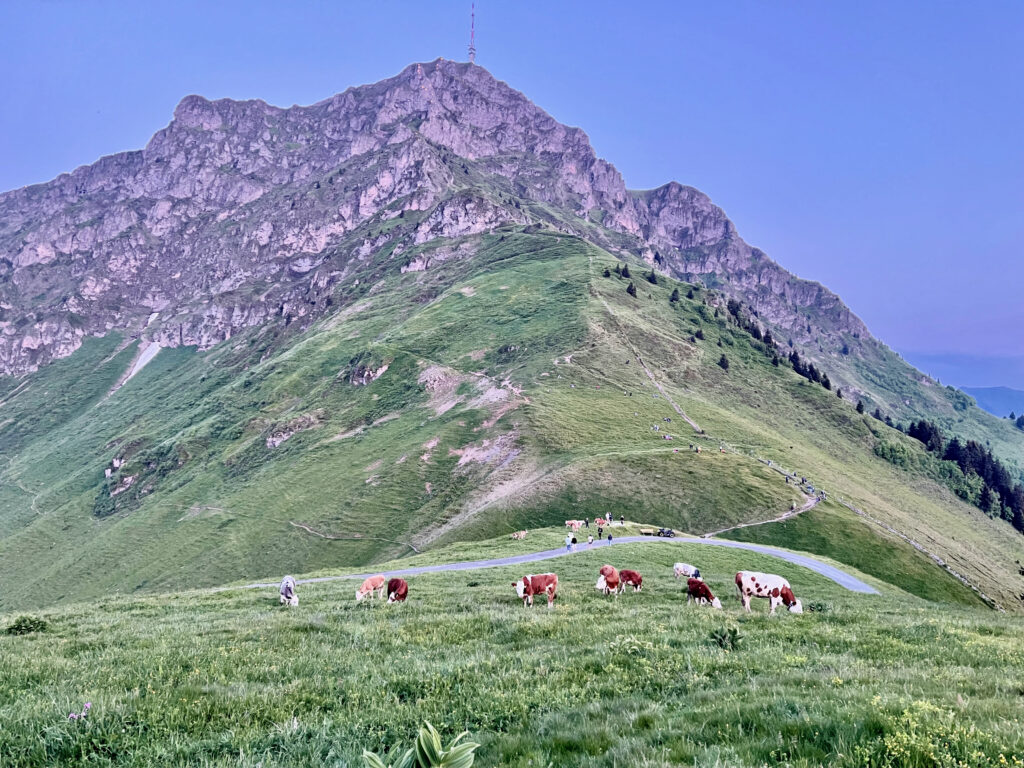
top-left (233, 536), bottom-right (879, 595)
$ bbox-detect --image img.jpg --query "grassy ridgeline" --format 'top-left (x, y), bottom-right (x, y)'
top-left (2, 536), bottom-right (1023, 767)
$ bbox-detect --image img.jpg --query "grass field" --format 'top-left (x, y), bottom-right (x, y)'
top-left (2, 531), bottom-right (1022, 768)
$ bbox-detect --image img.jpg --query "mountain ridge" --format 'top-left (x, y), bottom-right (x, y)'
top-left (1, 59), bottom-right (868, 378)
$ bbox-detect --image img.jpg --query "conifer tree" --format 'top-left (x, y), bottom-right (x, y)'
top-left (626, 282), bottom-right (637, 298)
top-left (856, 400), bottom-right (865, 414)
top-left (621, 264), bottom-right (631, 278)
top-left (669, 287), bottom-right (680, 303)
top-left (603, 267), bottom-right (611, 278)
top-left (718, 354), bottom-right (729, 371)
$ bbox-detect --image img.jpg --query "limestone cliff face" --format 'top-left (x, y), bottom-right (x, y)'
top-left (0, 59), bottom-right (867, 375)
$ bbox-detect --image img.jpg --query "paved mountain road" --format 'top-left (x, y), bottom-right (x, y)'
top-left (232, 535), bottom-right (879, 595)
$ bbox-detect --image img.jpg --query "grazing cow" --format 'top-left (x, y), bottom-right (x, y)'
top-left (674, 563), bottom-right (701, 580)
top-left (595, 564), bottom-right (621, 596)
top-left (687, 577), bottom-right (722, 609)
top-left (279, 575), bottom-right (298, 606)
top-left (565, 519), bottom-right (584, 532)
top-left (513, 573), bottom-right (558, 608)
top-left (386, 578), bottom-right (408, 604)
top-left (510, 530), bottom-right (527, 540)
top-left (620, 569), bottom-right (643, 592)
top-left (735, 571), bottom-right (803, 614)
top-left (356, 574), bottom-right (386, 602)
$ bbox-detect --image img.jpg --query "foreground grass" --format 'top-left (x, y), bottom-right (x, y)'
top-left (2, 540), bottom-right (1022, 767)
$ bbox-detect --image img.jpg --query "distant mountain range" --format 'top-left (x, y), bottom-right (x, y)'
top-left (962, 387), bottom-right (1024, 419)
top-left (903, 352), bottom-right (1024, 392)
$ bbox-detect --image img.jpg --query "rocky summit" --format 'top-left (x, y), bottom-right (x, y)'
top-left (1, 59), bottom-right (862, 377)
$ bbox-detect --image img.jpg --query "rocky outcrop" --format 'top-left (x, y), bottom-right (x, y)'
top-left (0, 58), bottom-right (870, 375)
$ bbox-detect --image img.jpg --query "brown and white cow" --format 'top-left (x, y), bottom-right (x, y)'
top-left (513, 573), bottom-right (558, 608)
top-left (564, 519), bottom-right (584, 532)
top-left (687, 577), bottom-right (722, 609)
top-left (620, 569), bottom-right (643, 592)
top-left (510, 530), bottom-right (527, 540)
top-left (735, 571), bottom-right (803, 614)
top-left (386, 578), bottom-right (408, 604)
top-left (595, 564), bottom-right (621, 596)
top-left (356, 574), bottom-right (386, 602)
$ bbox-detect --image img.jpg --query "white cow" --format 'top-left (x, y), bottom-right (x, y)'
top-left (735, 571), bottom-right (803, 614)
top-left (674, 562), bottom-right (701, 580)
top-left (279, 575), bottom-right (298, 606)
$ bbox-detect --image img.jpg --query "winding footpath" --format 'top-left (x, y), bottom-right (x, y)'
top-left (231, 535), bottom-right (879, 595)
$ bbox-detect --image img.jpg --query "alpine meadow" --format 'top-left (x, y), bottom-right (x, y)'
top-left (1, 54), bottom-right (1023, 767)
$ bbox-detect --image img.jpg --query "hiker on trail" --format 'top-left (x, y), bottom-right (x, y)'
top-left (791, 502), bottom-right (796, 512)
top-left (689, 443), bottom-right (693, 450)
top-left (571, 536), bottom-right (578, 553)
top-left (565, 534), bottom-right (572, 552)
top-left (607, 533), bottom-right (613, 544)
top-left (619, 515), bottom-right (625, 526)
top-left (597, 526), bottom-right (603, 538)
top-left (587, 534), bottom-right (594, 546)
top-left (584, 517), bottom-right (590, 528)
top-left (786, 476), bottom-right (790, 484)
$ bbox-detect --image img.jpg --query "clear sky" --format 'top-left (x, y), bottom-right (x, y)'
top-left (2, 2), bottom-right (1021, 385)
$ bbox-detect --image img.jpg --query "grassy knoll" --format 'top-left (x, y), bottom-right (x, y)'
top-left (2, 535), bottom-right (1022, 767)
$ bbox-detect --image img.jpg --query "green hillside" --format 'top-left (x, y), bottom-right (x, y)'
top-left (2, 530), bottom-right (1022, 767)
top-left (1, 228), bottom-right (1023, 611)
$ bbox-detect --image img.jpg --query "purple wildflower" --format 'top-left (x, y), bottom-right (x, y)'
top-left (68, 713), bottom-right (78, 720)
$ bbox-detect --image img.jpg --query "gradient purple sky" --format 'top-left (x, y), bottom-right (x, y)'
top-left (2, 2), bottom-right (1021, 385)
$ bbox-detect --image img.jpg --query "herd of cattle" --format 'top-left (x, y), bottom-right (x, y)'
top-left (278, 562), bottom-right (803, 615)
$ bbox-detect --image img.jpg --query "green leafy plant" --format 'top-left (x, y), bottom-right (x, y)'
top-left (807, 601), bottom-right (832, 613)
top-left (362, 722), bottom-right (479, 768)
top-left (710, 626), bottom-right (743, 651)
top-left (5, 615), bottom-right (50, 635)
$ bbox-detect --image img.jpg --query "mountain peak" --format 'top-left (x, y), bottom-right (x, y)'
top-left (1, 60), bottom-right (868, 380)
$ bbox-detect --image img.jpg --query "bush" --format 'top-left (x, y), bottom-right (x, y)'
top-left (6, 615), bottom-right (50, 635)
top-left (363, 722), bottom-right (479, 768)
top-left (710, 626), bottom-right (743, 651)
top-left (718, 354), bottom-right (729, 371)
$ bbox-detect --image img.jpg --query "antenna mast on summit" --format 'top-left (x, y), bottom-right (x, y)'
top-left (468, 3), bottom-right (477, 64)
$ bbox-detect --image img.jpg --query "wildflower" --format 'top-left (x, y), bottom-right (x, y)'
top-left (68, 713), bottom-right (78, 721)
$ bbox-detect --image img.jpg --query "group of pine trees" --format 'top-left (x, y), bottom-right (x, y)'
top-left (787, 350), bottom-right (832, 390)
top-left (906, 419), bottom-right (1024, 532)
